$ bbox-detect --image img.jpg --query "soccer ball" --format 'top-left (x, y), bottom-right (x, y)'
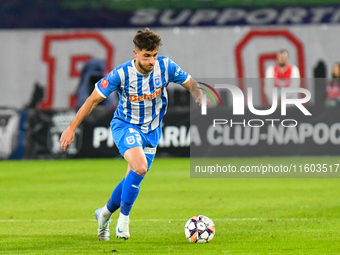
top-left (184, 215), bottom-right (215, 243)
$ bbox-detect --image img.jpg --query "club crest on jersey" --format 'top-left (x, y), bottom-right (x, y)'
top-left (129, 88), bottom-right (163, 102)
top-left (155, 77), bottom-right (161, 87)
top-left (126, 136), bottom-right (135, 145)
top-left (100, 79), bottom-right (108, 88)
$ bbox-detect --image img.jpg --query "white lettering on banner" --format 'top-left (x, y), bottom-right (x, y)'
top-left (207, 125), bottom-right (259, 146)
top-left (90, 122), bottom-right (340, 149)
top-left (130, 7), bottom-right (340, 26)
top-left (331, 9), bottom-right (340, 22)
top-left (161, 126), bottom-right (179, 147)
top-left (216, 9), bottom-right (247, 25)
top-left (246, 9), bottom-right (278, 24)
top-left (189, 9), bottom-right (219, 25)
top-left (159, 125), bottom-right (201, 148)
top-left (206, 122), bottom-right (340, 146)
top-left (278, 8), bottom-right (308, 23)
top-left (130, 9), bottom-right (159, 25)
top-left (330, 123), bottom-right (340, 144)
top-left (92, 125), bottom-right (202, 149)
top-left (207, 125), bottom-right (223, 146)
top-left (313, 123), bottom-right (329, 145)
top-left (189, 125), bottom-right (202, 146)
top-left (93, 127), bottom-right (114, 148)
top-left (298, 123), bottom-right (314, 143)
top-left (160, 10), bottom-right (192, 25)
top-left (283, 126), bottom-right (299, 144)
top-left (311, 7), bottom-right (334, 23)
top-left (93, 125), bottom-right (199, 149)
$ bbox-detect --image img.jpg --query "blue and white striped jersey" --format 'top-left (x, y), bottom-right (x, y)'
top-left (95, 56), bottom-right (190, 134)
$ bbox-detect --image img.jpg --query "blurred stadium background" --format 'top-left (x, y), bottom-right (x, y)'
top-left (2, 0), bottom-right (340, 159)
top-left (1, 0), bottom-right (340, 159)
top-left (2, 1), bottom-right (340, 254)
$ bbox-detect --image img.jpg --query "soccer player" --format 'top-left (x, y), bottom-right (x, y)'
top-left (264, 49), bottom-right (300, 105)
top-left (60, 28), bottom-right (206, 241)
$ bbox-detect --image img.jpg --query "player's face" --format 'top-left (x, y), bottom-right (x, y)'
top-left (276, 52), bottom-right (288, 67)
top-left (333, 64), bottom-right (340, 77)
top-left (134, 48), bottom-right (158, 73)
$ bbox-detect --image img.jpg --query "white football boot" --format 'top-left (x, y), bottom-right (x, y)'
top-left (94, 208), bottom-right (110, 241)
top-left (116, 217), bottom-right (130, 240)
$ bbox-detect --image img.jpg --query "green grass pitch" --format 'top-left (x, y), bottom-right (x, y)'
top-left (1, 157), bottom-right (340, 254)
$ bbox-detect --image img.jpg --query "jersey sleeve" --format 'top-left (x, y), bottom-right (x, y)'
top-left (95, 69), bottom-right (121, 98)
top-left (167, 58), bottom-right (191, 85)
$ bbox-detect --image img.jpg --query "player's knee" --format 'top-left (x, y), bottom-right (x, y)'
top-left (133, 163), bottom-right (148, 176)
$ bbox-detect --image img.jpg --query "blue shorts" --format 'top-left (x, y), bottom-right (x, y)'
top-left (110, 118), bottom-right (161, 170)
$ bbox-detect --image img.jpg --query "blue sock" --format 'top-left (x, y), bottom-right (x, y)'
top-left (120, 170), bottom-right (145, 216)
top-left (106, 178), bottom-right (125, 213)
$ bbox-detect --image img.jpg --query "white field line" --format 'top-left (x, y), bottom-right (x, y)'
top-left (0, 218), bottom-right (315, 222)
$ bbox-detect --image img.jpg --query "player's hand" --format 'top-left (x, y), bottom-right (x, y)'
top-left (195, 96), bottom-right (211, 107)
top-left (60, 127), bottom-right (75, 151)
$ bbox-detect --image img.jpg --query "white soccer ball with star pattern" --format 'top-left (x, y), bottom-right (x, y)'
top-left (184, 215), bottom-right (215, 243)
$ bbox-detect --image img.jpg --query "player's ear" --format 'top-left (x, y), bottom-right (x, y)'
top-left (133, 49), bottom-right (138, 58)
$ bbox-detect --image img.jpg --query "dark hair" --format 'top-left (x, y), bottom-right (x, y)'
top-left (133, 28), bottom-right (162, 51)
top-left (277, 49), bottom-right (289, 57)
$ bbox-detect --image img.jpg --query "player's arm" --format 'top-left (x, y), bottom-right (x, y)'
top-left (182, 77), bottom-right (209, 106)
top-left (60, 89), bottom-right (104, 151)
top-left (167, 58), bottom-right (209, 106)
